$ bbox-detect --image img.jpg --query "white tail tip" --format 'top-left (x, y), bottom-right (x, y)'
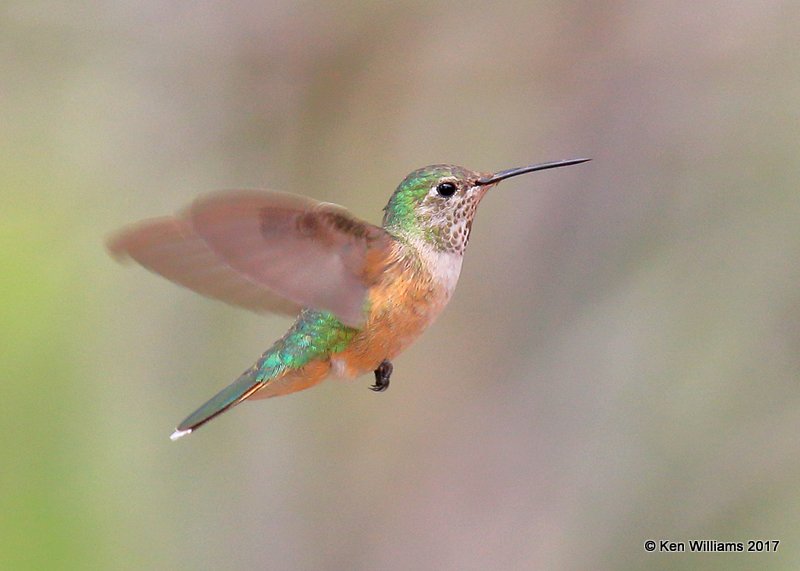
top-left (170, 428), bottom-right (192, 441)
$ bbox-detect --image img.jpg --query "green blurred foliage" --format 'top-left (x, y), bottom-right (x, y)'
top-left (2, 1), bottom-right (800, 569)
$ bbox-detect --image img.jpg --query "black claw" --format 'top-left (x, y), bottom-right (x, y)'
top-left (370, 359), bottom-right (393, 392)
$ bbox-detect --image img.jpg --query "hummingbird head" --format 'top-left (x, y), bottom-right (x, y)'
top-left (382, 159), bottom-right (589, 254)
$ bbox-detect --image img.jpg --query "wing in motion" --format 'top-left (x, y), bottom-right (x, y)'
top-left (108, 190), bottom-right (395, 326)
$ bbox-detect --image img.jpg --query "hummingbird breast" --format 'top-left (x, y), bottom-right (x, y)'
top-left (329, 239), bottom-right (462, 379)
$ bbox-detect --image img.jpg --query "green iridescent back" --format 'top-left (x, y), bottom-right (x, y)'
top-left (255, 309), bottom-right (357, 380)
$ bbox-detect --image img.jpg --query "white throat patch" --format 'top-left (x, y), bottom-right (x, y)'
top-left (416, 243), bottom-right (463, 298)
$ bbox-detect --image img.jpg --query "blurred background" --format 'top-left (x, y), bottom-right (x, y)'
top-left (3, 1), bottom-right (799, 569)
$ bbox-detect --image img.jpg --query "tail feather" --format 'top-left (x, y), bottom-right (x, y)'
top-left (170, 367), bottom-right (263, 440)
top-left (169, 357), bottom-right (332, 440)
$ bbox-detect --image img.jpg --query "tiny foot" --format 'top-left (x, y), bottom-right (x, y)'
top-left (370, 359), bottom-right (393, 392)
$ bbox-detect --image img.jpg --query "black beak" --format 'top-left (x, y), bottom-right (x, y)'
top-left (476, 158), bottom-right (591, 185)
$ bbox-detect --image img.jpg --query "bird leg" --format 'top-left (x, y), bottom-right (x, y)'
top-left (370, 359), bottom-right (393, 392)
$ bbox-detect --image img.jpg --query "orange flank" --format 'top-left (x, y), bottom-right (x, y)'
top-left (329, 240), bottom-right (449, 378)
top-left (252, 239), bottom-right (449, 398)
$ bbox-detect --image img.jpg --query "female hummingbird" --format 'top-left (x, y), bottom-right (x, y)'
top-left (108, 158), bottom-right (589, 439)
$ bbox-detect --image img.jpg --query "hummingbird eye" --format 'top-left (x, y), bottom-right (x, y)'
top-left (435, 181), bottom-right (457, 197)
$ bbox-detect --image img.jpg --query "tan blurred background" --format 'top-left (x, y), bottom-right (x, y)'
top-left (3, 1), bottom-right (800, 569)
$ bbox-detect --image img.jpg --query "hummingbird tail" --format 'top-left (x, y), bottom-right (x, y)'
top-left (169, 356), bottom-right (332, 440)
top-left (170, 366), bottom-right (263, 440)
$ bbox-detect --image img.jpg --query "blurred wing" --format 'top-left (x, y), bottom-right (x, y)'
top-left (108, 216), bottom-right (302, 316)
top-left (187, 190), bottom-right (395, 326)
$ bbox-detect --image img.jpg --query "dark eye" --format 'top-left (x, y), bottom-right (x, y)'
top-left (436, 181), bottom-right (457, 197)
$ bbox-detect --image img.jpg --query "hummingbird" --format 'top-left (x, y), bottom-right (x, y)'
top-left (108, 158), bottom-right (589, 440)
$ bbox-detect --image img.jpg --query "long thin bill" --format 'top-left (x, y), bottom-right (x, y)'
top-left (476, 158), bottom-right (591, 185)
